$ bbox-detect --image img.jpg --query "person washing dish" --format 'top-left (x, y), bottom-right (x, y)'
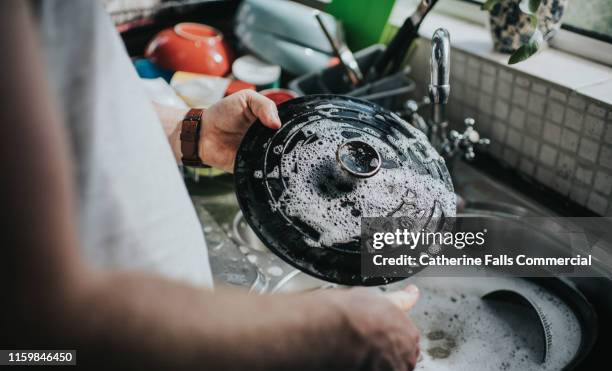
top-left (0, 1), bottom-right (420, 370)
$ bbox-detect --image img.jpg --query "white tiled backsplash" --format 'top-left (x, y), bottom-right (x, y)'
top-left (409, 40), bottom-right (612, 215)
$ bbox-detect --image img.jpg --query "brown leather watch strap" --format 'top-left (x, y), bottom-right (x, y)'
top-left (180, 108), bottom-right (208, 167)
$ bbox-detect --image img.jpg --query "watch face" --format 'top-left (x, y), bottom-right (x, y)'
top-left (234, 95), bottom-right (455, 286)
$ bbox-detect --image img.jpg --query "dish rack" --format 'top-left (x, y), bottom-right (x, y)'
top-left (288, 44), bottom-right (416, 112)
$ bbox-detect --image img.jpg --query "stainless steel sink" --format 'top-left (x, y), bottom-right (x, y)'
top-left (186, 154), bottom-right (612, 370)
top-left (231, 210), bottom-right (339, 292)
top-left (186, 161), bottom-right (539, 293)
top-left (188, 159), bottom-right (610, 292)
top-left (186, 173), bottom-right (341, 292)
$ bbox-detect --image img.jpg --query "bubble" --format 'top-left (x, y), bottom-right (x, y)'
top-left (266, 118), bottom-right (455, 248)
top-left (267, 166), bottom-right (279, 179)
top-left (401, 276), bottom-right (581, 371)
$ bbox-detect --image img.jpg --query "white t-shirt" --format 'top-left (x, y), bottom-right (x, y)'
top-left (33, 0), bottom-right (213, 287)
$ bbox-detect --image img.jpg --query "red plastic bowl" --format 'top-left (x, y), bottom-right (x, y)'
top-left (145, 23), bottom-right (233, 76)
top-left (260, 89), bottom-right (299, 106)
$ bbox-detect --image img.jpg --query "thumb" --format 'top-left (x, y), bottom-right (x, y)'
top-left (384, 284), bottom-right (419, 311)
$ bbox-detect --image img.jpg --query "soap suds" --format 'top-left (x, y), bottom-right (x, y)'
top-left (392, 276), bottom-right (582, 371)
top-left (256, 116), bottom-right (455, 248)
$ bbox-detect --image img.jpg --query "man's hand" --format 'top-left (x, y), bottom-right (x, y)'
top-left (318, 285), bottom-right (421, 371)
top-left (199, 90), bottom-right (281, 172)
top-left (154, 90), bottom-right (280, 171)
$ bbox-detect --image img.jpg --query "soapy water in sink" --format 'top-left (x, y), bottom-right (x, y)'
top-left (396, 276), bottom-right (581, 371)
top-left (260, 118), bottom-right (455, 248)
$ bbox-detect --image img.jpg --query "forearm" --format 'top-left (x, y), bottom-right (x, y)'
top-left (46, 270), bottom-right (361, 371)
top-left (0, 3), bottom-right (353, 368)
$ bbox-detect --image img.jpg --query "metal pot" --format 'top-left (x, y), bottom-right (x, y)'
top-left (234, 95), bottom-right (456, 285)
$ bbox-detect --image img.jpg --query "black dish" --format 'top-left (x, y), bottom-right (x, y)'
top-left (234, 95), bottom-right (455, 285)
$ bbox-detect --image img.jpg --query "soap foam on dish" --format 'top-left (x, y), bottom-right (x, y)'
top-left (260, 117), bottom-right (455, 248)
top-left (393, 276), bottom-right (582, 371)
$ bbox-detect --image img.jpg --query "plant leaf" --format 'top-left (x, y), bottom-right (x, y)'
top-left (519, 0), bottom-right (542, 15)
top-left (529, 13), bottom-right (538, 29)
top-left (528, 0), bottom-right (542, 13)
top-left (482, 0), bottom-right (502, 11)
top-left (508, 29), bottom-right (544, 64)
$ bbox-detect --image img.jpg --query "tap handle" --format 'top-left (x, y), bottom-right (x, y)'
top-left (464, 146), bottom-right (475, 161)
top-left (404, 96), bottom-right (431, 113)
top-left (405, 100), bottom-right (419, 113)
top-left (454, 117), bottom-right (489, 160)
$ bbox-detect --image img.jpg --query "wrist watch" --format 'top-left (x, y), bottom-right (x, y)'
top-left (179, 108), bottom-right (208, 167)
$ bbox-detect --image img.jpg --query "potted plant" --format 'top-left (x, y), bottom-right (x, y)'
top-left (483, 0), bottom-right (568, 64)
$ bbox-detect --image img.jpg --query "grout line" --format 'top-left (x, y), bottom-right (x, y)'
top-left (575, 77), bottom-right (612, 91)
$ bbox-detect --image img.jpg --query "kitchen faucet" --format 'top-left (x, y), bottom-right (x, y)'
top-left (428, 28), bottom-right (451, 153)
top-left (406, 28), bottom-right (489, 161)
